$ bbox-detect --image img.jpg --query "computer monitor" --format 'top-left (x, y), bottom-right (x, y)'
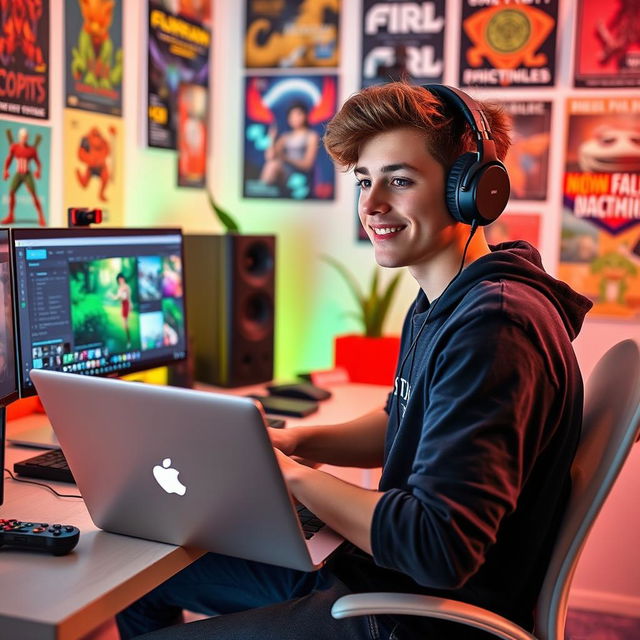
top-left (12, 228), bottom-right (187, 399)
top-left (1, 229), bottom-right (19, 505)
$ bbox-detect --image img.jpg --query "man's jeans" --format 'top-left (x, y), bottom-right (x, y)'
top-left (116, 552), bottom-right (399, 640)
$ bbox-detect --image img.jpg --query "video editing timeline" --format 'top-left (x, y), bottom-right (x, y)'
top-left (12, 228), bottom-right (187, 395)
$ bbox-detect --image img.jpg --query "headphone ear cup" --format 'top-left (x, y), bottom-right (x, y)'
top-left (446, 153), bottom-right (477, 225)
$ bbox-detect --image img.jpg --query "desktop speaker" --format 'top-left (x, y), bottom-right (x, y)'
top-left (183, 234), bottom-right (276, 387)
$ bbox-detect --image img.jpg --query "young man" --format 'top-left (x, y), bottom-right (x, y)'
top-left (117, 83), bottom-right (591, 640)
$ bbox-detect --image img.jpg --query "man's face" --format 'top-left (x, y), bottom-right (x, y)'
top-left (356, 127), bottom-right (454, 271)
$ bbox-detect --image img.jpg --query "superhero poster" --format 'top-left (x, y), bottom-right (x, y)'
top-left (500, 101), bottom-right (552, 201)
top-left (574, 0), bottom-right (640, 88)
top-left (243, 75), bottom-right (337, 201)
top-left (485, 212), bottom-right (541, 249)
top-left (361, 0), bottom-right (445, 87)
top-left (0, 0), bottom-right (50, 119)
top-left (64, 0), bottom-right (124, 115)
top-left (244, 0), bottom-right (339, 68)
top-left (177, 83), bottom-right (207, 188)
top-left (0, 122), bottom-right (50, 227)
top-left (459, 0), bottom-right (558, 88)
top-left (559, 97), bottom-right (640, 318)
top-left (147, 1), bottom-right (211, 149)
top-left (63, 109), bottom-right (124, 226)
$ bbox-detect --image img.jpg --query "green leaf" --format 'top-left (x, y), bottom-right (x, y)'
top-left (207, 191), bottom-right (241, 233)
top-left (321, 255), bottom-right (365, 310)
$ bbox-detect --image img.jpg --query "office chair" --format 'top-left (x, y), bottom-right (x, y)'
top-left (332, 339), bottom-right (640, 640)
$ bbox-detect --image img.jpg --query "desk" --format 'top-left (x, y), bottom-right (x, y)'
top-left (0, 383), bottom-right (388, 640)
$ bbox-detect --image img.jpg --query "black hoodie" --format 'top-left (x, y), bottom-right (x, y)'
top-left (330, 241), bottom-right (592, 639)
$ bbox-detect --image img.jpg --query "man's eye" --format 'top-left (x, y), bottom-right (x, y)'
top-left (356, 179), bottom-right (371, 188)
top-left (392, 178), bottom-right (411, 187)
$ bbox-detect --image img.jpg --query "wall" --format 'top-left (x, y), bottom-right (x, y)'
top-left (4, 0), bottom-right (639, 616)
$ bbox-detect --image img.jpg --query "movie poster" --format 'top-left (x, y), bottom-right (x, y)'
top-left (500, 101), bottom-right (552, 201)
top-left (486, 212), bottom-right (541, 248)
top-left (574, 0), bottom-right (640, 88)
top-left (459, 0), bottom-right (558, 88)
top-left (245, 0), bottom-right (339, 68)
top-left (0, 122), bottom-right (51, 227)
top-left (361, 0), bottom-right (445, 87)
top-left (147, 1), bottom-right (211, 149)
top-left (559, 97), bottom-right (640, 318)
top-left (157, 0), bottom-right (211, 27)
top-left (243, 75), bottom-right (337, 200)
top-left (63, 110), bottom-right (124, 226)
top-left (0, 0), bottom-right (50, 119)
top-left (65, 0), bottom-right (124, 115)
top-left (177, 83), bottom-right (207, 188)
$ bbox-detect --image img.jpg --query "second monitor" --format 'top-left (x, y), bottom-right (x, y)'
top-left (12, 227), bottom-right (187, 398)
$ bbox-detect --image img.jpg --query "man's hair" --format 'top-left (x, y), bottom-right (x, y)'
top-left (323, 83), bottom-right (511, 171)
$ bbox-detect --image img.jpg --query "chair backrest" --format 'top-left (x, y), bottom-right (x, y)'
top-left (535, 339), bottom-right (640, 640)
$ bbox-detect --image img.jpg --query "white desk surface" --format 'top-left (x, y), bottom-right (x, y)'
top-left (0, 382), bottom-right (388, 640)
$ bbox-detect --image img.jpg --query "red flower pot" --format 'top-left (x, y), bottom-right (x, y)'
top-left (334, 334), bottom-right (401, 386)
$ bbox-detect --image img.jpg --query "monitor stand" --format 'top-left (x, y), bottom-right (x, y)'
top-left (7, 424), bottom-right (59, 449)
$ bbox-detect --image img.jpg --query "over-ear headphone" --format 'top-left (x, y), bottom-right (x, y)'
top-left (423, 84), bottom-right (510, 227)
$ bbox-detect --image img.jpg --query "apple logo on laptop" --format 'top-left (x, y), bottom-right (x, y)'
top-left (153, 458), bottom-right (187, 496)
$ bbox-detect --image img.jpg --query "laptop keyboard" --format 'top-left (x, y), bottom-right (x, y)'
top-left (13, 418), bottom-right (288, 485)
top-left (296, 505), bottom-right (326, 539)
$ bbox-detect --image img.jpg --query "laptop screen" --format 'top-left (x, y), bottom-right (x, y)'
top-left (12, 228), bottom-right (187, 396)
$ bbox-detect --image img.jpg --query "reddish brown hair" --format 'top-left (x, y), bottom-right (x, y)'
top-left (323, 83), bottom-right (511, 171)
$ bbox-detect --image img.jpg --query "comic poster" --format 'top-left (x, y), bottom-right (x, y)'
top-left (0, 0), bottom-right (50, 119)
top-left (500, 100), bottom-right (552, 201)
top-left (243, 75), bottom-right (337, 200)
top-left (559, 97), bottom-right (640, 318)
top-left (147, 1), bottom-right (211, 149)
top-left (177, 83), bottom-right (207, 188)
top-left (574, 0), bottom-right (640, 88)
top-left (459, 0), bottom-right (558, 88)
top-left (63, 110), bottom-right (124, 226)
top-left (245, 0), bottom-right (339, 68)
top-left (0, 122), bottom-right (51, 227)
top-left (361, 0), bottom-right (445, 87)
top-left (65, 0), bottom-right (124, 115)
top-left (486, 212), bottom-right (541, 249)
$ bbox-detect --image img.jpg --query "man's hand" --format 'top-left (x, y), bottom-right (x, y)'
top-left (2, 170), bottom-right (9, 180)
top-left (267, 425), bottom-right (298, 457)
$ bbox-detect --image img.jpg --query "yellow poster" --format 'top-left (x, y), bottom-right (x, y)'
top-left (63, 109), bottom-right (124, 225)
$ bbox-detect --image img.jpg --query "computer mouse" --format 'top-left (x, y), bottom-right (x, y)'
top-left (266, 382), bottom-right (332, 401)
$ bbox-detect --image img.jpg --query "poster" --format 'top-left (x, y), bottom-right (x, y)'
top-left (459, 0), bottom-right (558, 88)
top-left (177, 83), bottom-right (207, 188)
top-left (147, 1), bottom-right (211, 149)
top-left (245, 0), bottom-right (339, 68)
top-left (486, 212), bottom-right (541, 249)
top-left (0, 0), bottom-right (50, 119)
top-left (157, 0), bottom-right (211, 27)
top-left (64, 110), bottom-right (124, 226)
top-left (243, 75), bottom-right (337, 200)
top-left (361, 0), bottom-right (445, 87)
top-left (559, 97), bottom-right (640, 318)
top-left (574, 0), bottom-right (640, 88)
top-left (500, 101), bottom-right (552, 201)
top-left (0, 122), bottom-right (51, 227)
top-left (65, 0), bottom-right (124, 115)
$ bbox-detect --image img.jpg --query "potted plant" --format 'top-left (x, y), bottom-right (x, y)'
top-left (323, 255), bottom-right (403, 386)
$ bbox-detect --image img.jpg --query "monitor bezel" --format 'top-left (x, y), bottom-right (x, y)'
top-left (0, 228), bottom-right (19, 407)
top-left (10, 227), bottom-right (188, 398)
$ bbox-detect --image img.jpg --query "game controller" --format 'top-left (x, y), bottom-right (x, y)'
top-left (0, 519), bottom-right (80, 556)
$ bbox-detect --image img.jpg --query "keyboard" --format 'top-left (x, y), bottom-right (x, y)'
top-left (13, 417), bottom-right (287, 485)
top-left (295, 505), bottom-right (326, 539)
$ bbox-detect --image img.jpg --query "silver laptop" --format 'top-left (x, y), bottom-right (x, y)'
top-left (29, 369), bottom-right (344, 572)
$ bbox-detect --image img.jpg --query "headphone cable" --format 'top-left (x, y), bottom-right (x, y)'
top-left (394, 220), bottom-right (479, 429)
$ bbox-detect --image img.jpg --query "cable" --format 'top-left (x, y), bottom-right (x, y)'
top-left (394, 220), bottom-right (479, 429)
top-left (4, 468), bottom-right (83, 499)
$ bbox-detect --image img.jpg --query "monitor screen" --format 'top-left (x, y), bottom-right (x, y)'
top-left (0, 229), bottom-right (18, 406)
top-left (12, 228), bottom-right (187, 396)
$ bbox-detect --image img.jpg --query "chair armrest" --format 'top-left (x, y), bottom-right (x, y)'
top-left (331, 593), bottom-right (537, 640)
